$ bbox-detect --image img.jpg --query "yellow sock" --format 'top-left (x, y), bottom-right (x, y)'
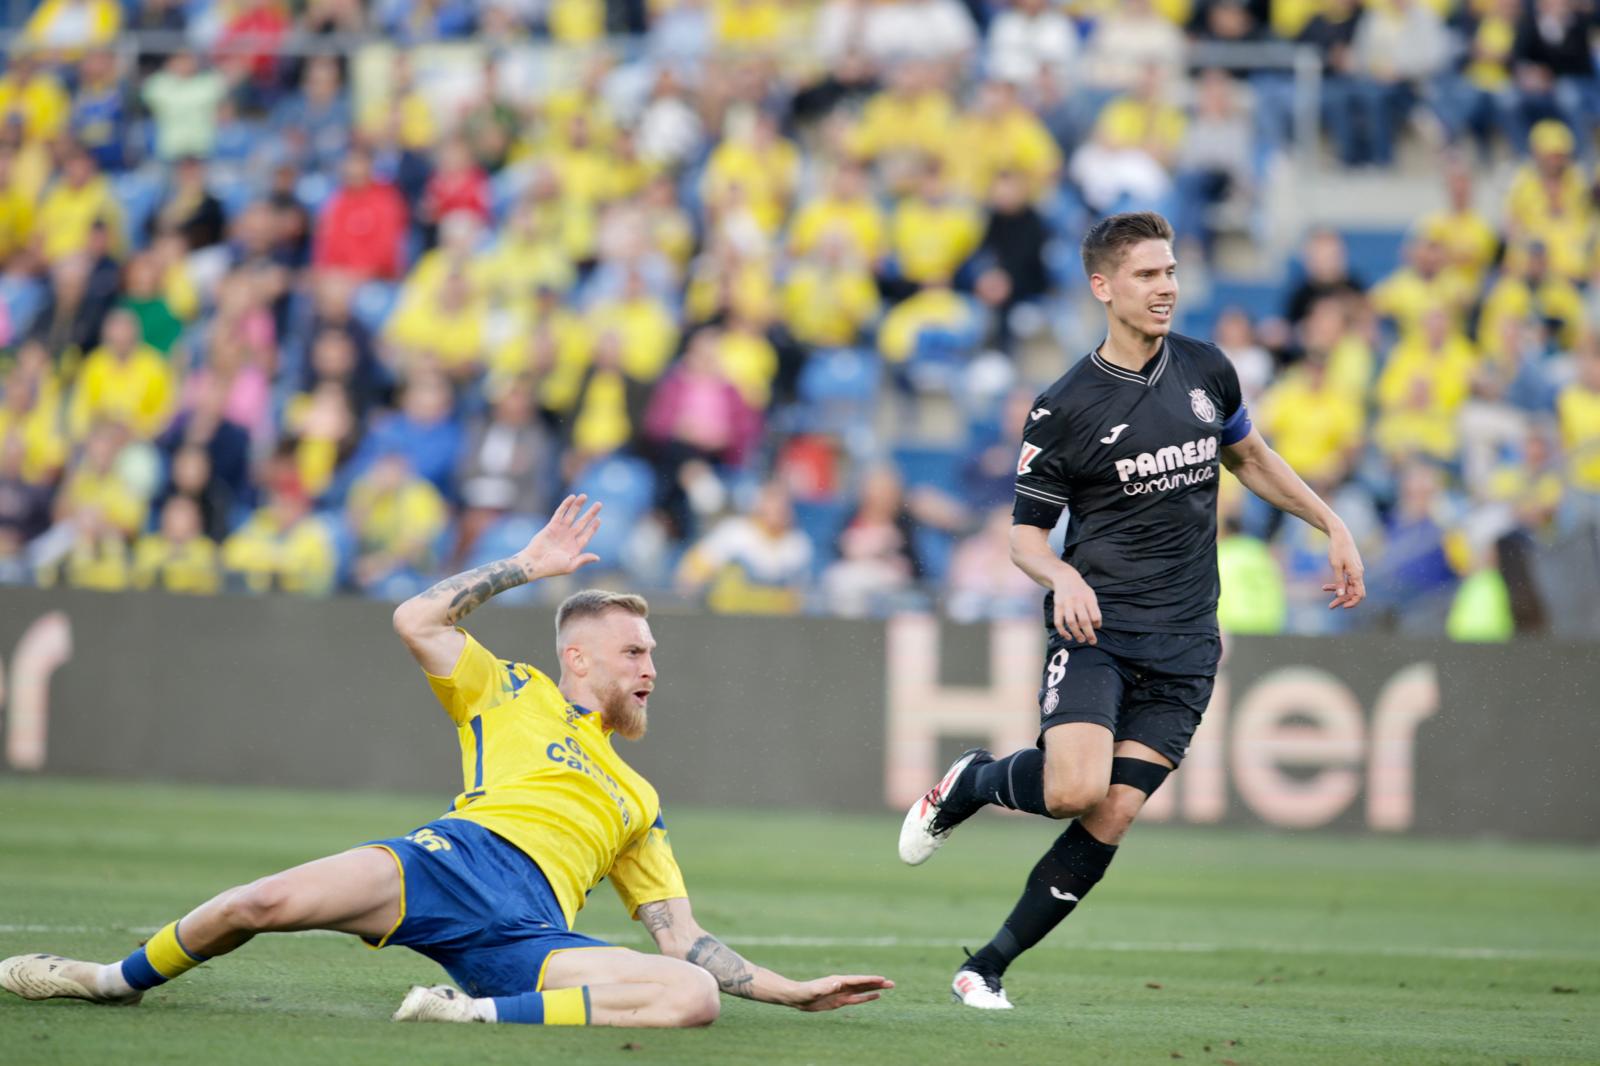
top-left (121, 920), bottom-right (207, 990)
top-left (492, 985), bottom-right (590, 1025)
top-left (541, 986), bottom-right (590, 1025)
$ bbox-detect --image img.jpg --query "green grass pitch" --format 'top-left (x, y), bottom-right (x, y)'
top-left (0, 777), bottom-right (1595, 1065)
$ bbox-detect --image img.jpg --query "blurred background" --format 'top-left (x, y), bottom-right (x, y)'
top-left (0, 0), bottom-right (1597, 643)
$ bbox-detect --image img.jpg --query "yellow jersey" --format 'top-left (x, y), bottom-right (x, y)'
top-left (426, 631), bottom-right (687, 926)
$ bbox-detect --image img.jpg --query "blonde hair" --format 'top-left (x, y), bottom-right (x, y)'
top-left (555, 589), bottom-right (650, 650)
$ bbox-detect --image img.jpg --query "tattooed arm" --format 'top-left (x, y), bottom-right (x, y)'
top-left (634, 898), bottom-right (892, 1011)
top-left (392, 494), bottom-right (602, 675)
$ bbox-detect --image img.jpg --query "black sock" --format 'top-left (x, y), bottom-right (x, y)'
top-left (966, 820), bottom-right (1118, 977)
top-left (952, 748), bottom-right (1048, 817)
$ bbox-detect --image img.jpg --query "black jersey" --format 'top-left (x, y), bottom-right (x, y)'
top-left (1012, 332), bottom-right (1251, 635)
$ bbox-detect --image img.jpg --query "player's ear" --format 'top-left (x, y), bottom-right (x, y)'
top-left (1088, 272), bottom-right (1111, 304)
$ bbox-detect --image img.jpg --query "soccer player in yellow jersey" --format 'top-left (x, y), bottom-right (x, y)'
top-left (0, 496), bottom-right (892, 1027)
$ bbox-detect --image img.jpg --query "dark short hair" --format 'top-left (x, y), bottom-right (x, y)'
top-left (1080, 211), bottom-right (1175, 278)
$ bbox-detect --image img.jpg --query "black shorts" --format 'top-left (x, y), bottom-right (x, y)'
top-left (1036, 627), bottom-right (1221, 767)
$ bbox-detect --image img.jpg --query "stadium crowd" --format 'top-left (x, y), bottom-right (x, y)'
top-left (0, 0), bottom-right (1598, 640)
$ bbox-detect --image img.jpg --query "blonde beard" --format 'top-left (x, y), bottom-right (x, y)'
top-left (599, 681), bottom-right (648, 740)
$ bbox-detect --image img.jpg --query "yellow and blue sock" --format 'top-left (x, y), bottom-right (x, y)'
top-left (491, 986), bottom-right (591, 1025)
top-left (119, 921), bottom-right (208, 992)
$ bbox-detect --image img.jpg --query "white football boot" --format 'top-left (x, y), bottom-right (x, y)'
top-left (898, 748), bottom-right (990, 865)
top-left (392, 984), bottom-right (484, 1023)
top-left (0, 954), bottom-right (141, 1005)
top-left (951, 966), bottom-right (1014, 1010)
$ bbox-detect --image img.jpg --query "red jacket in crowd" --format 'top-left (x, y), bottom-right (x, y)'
top-left (313, 179), bottom-right (409, 280)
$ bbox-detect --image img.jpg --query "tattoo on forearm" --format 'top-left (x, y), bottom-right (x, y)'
top-left (418, 559), bottom-right (529, 625)
top-left (638, 902), bottom-right (674, 938)
top-left (686, 934), bottom-right (756, 998)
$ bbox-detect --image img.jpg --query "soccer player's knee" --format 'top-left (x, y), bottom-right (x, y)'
top-left (1044, 779), bottom-right (1107, 819)
top-left (224, 876), bottom-right (299, 932)
top-left (676, 967), bottom-right (721, 1027)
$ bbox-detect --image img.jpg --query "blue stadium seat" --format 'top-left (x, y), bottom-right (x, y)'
top-left (352, 281), bottom-right (400, 335)
top-left (113, 171), bottom-right (165, 249)
top-left (913, 526), bottom-right (956, 584)
top-left (1339, 228), bottom-right (1408, 287)
top-left (791, 498), bottom-right (851, 573)
top-left (567, 454), bottom-right (658, 560)
top-left (892, 444), bottom-right (963, 493)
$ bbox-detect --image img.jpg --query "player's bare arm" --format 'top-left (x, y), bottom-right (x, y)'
top-left (1221, 427), bottom-right (1365, 610)
top-left (635, 898), bottom-right (891, 1011)
top-left (392, 494), bottom-right (603, 674)
top-left (1010, 524), bottom-right (1101, 645)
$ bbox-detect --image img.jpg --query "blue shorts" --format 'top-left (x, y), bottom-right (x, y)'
top-left (361, 818), bottom-right (610, 998)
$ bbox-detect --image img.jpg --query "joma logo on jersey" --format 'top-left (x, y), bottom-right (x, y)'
top-left (1114, 436), bottom-right (1219, 482)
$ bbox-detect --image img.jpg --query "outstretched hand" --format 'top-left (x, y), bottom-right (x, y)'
top-left (519, 494), bottom-right (603, 579)
top-left (786, 974), bottom-right (894, 1012)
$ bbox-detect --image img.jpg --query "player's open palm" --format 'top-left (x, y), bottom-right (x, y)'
top-left (519, 494), bottom-right (603, 577)
top-left (787, 974), bottom-right (894, 1012)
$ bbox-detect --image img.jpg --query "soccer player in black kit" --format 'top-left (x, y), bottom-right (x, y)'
top-left (898, 212), bottom-right (1367, 1009)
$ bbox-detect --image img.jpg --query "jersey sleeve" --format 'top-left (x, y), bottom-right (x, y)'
top-left (1012, 394), bottom-right (1072, 528)
top-left (608, 812), bottom-right (689, 917)
top-left (1208, 343), bottom-right (1253, 446)
top-left (423, 629), bottom-right (544, 726)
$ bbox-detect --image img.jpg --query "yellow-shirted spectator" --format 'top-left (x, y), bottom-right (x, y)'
top-left (641, 173), bottom-right (695, 272)
top-left (549, 0), bottom-right (604, 42)
top-left (281, 380), bottom-right (359, 500)
top-left (714, 0), bottom-right (784, 45)
top-left (1069, 0), bottom-right (1190, 23)
top-left (789, 160), bottom-right (886, 266)
top-left (849, 66), bottom-right (956, 163)
top-left (1258, 355), bottom-right (1365, 485)
top-left (783, 242), bottom-right (882, 349)
top-left (718, 312), bottom-right (780, 409)
top-left (947, 80), bottom-right (1063, 200)
top-left (1369, 228), bottom-right (1475, 340)
top-left (701, 113), bottom-right (800, 239)
top-left (0, 56), bottom-right (69, 143)
top-left (358, 54), bottom-right (436, 152)
top-left (1463, 0), bottom-right (1517, 92)
top-left (879, 283), bottom-right (977, 364)
top-left (0, 343), bottom-right (67, 484)
top-left (44, 526), bottom-right (130, 591)
top-left (1485, 428), bottom-right (1564, 532)
top-left (567, 334), bottom-right (639, 457)
top-left (684, 242), bottom-right (776, 325)
top-left (891, 158), bottom-right (983, 286)
top-left (55, 423), bottom-right (147, 537)
top-left (222, 461), bottom-right (337, 596)
top-left (1374, 308), bottom-right (1478, 461)
top-left (67, 310), bottom-right (174, 441)
top-left (348, 455), bottom-right (449, 589)
top-left (1422, 162), bottom-right (1499, 295)
top-left (132, 496), bottom-right (221, 595)
top-left (397, 214), bottom-right (491, 308)
top-left (1478, 241), bottom-right (1585, 361)
top-left (492, 287), bottom-right (594, 406)
top-left (588, 275), bottom-right (679, 383)
top-left (386, 271), bottom-right (488, 378)
top-left (548, 115), bottom-right (624, 208)
top-left (23, 0), bottom-right (121, 57)
top-left (35, 147), bottom-right (123, 263)
top-left (1094, 64), bottom-right (1188, 165)
top-left (0, 145), bottom-right (35, 260)
top-left (1558, 341), bottom-right (1600, 493)
top-left (1298, 296), bottom-right (1378, 398)
top-left (1505, 120), bottom-right (1591, 279)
